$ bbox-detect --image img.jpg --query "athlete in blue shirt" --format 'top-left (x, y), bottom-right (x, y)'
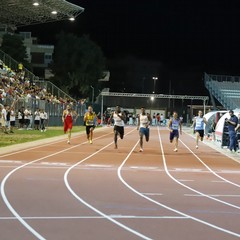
top-left (192, 110), bottom-right (207, 149)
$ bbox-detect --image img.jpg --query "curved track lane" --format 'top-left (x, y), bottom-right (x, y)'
top-left (0, 126), bottom-right (239, 239)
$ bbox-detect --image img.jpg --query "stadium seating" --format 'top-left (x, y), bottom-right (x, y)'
top-left (205, 73), bottom-right (240, 109)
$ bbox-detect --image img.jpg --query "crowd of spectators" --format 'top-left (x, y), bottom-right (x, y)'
top-left (0, 58), bottom-right (78, 133)
top-left (0, 59), bottom-right (74, 106)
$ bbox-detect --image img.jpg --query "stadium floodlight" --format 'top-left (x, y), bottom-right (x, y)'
top-left (0, 0), bottom-right (84, 27)
top-left (32, 1), bottom-right (39, 6)
top-left (69, 17), bottom-right (75, 21)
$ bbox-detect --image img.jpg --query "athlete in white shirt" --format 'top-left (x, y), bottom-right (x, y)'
top-left (137, 107), bottom-right (152, 152)
top-left (109, 106), bottom-right (125, 149)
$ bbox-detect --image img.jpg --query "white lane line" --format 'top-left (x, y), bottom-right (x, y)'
top-left (174, 168), bottom-right (204, 172)
top-left (116, 128), bottom-right (240, 239)
top-left (180, 137), bottom-right (240, 188)
top-left (0, 131), bottom-right (113, 240)
top-left (40, 162), bottom-right (67, 166)
top-left (0, 160), bottom-right (23, 163)
top-left (130, 166), bottom-right (159, 170)
top-left (177, 179), bottom-right (195, 182)
top-left (185, 194), bottom-right (240, 197)
top-left (0, 215), bottom-right (189, 220)
top-left (143, 193), bottom-right (163, 196)
top-left (211, 180), bottom-right (226, 183)
top-left (85, 164), bottom-right (113, 168)
top-left (64, 129), bottom-right (153, 240)
top-left (157, 128), bottom-right (240, 237)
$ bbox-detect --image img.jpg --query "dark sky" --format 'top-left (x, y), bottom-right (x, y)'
top-left (20, 0), bottom-right (240, 94)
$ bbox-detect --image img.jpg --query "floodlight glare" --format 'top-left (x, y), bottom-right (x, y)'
top-left (69, 17), bottom-right (75, 21)
top-left (33, 2), bottom-right (39, 6)
top-left (51, 11), bottom-right (57, 15)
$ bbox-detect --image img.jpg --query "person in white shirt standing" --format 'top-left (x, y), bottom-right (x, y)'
top-left (137, 107), bottom-right (152, 152)
top-left (34, 108), bottom-right (40, 130)
top-left (1, 104), bottom-right (8, 134)
top-left (109, 106), bottom-right (125, 149)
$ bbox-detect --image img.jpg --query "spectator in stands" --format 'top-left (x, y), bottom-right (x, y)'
top-left (225, 110), bottom-right (238, 152)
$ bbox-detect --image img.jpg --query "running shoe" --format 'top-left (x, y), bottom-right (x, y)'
top-left (174, 148), bottom-right (178, 152)
top-left (196, 145), bottom-right (199, 149)
top-left (67, 140), bottom-right (70, 144)
top-left (89, 140), bottom-right (93, 144)
top-left (139, 148), bottom-right (143, 152)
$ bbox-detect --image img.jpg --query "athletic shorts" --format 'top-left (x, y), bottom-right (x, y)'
top-left (86, 125), bottom-right (95, 135)
top-left (114, 125), bottom-right (124, 139)
top-left (139, 127), bottom-right (150, 139)
top-left (195, 130), bottom-right (204, 138)
top-left (170, 130), bottom-right (179, 141)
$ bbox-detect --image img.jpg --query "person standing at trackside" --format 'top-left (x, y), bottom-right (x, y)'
top-left (192, 110), bottom-right (208, 149)
top-left (235, 113), bottom-right (240, 152)
top-left (84, 106), bottom-right (97, 144)
top-left (137, 107), bottom-right (152, 152)
top-left (62, 105), bottom-right (78, 144)
top-left (109, 106), bottom-right (126, 149)
top-left (40, 109), bottom-right (48, 133)
top-left (225, 110), bottom-right (238, 152)
top-left (168, 111), bottom-right (182, 152)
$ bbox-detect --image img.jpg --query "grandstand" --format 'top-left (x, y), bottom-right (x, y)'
top-left (204, 72), bottom-right (240, 110)
top-left (0, 0), bottom-right (84, 27)
top-left (0, 0), bottom-right (85, 127)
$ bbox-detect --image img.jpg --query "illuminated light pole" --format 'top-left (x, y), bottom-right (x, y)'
top-left (152, 77), bottom-right (158, 93)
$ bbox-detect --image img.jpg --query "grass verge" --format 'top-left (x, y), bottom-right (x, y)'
top-left (0, 126), bottom-right (86, 148)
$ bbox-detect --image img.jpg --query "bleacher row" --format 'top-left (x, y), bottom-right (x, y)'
top-left (204, 73), bottom-right (240, 110)
top-left (0, 59), bottom-right (74, 106)
top-left (0, 57), bottom-right (87, 129)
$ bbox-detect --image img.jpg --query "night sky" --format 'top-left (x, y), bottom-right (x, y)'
top-left (20, 0), bottom-right (240, 95)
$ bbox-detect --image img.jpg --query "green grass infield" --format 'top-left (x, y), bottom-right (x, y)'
top-left (0, 126), bottom-right (87, 148)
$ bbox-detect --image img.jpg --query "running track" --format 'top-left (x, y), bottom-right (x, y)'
top-left (0, 126), bottom-right (240, 240)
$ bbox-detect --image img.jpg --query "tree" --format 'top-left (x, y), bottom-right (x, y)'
top-left (1, 34), bottom-right (28, 63)
top-left (50, 32), bottom-right (106, 99)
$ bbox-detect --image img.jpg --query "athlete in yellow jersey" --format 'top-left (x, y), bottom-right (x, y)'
top-left (84, 106), bottom-right (97, 144)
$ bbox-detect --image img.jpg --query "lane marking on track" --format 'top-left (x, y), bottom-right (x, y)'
top-left (183, 129), bottom-right (240, 164)
top-left (143, 193), bottom-right (163, 196)
top-left (116, 127), bottom-right (240, 238)
top-left (129, 166), bottom-right (159, 171)
top-left (184, 194), bottom-right (240, 197)
top-left (0, 215), bottom-right (189, 220)
top-left (0, 160), bottom-right (23, 164)
top-left (40, 162), bottom-right (67, 166)
top-left (211, 180), bottom-right (227, 183)
top-left (177, 179), bottom-right (194, 182)
top-left (0, 130), bottom-right (115, 240)
top-left (84, 164), bottom-right (113, 168)
top-left (174, 168), bottom-right (204, 172)
top-left (179, 138), bottom-right (240, 189)
top-left (64, 129), bottom-right (153, 240)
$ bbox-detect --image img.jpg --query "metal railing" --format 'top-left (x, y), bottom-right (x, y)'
top-left (0, 49), bottom-right (36, 81)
